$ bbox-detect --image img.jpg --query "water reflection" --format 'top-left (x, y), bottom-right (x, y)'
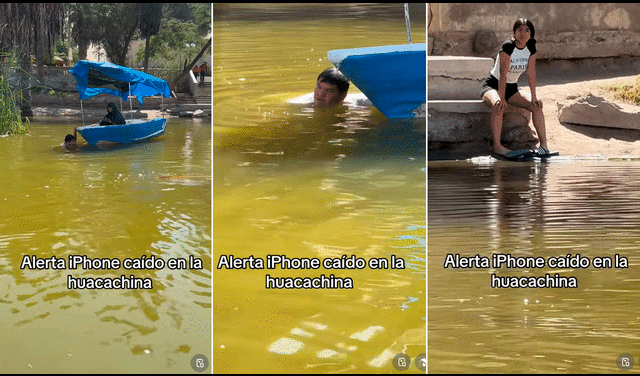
top-left (429, 159), bottom-right (640, 373)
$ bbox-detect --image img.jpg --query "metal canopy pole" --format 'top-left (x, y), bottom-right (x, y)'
top-left (129, 83), bottom-right (133, 122)
top-left (404, 3), bottom-right (412, 44)
top-left (80, 99), bottom-right (85, 127)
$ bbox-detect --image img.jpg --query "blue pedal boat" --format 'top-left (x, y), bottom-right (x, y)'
top-left (327, 43), bottom-right (426, 119)
top-left (69, 60), bottom-right (172, 145)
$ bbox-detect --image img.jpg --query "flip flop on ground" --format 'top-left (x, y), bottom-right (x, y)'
top-left (532, 146), bottom-right (559, 158)
top-left (492, 149), bottom-right (536, 161)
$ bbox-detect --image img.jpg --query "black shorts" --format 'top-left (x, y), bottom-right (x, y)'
top-left (479, 74), bottom-right (519, 101)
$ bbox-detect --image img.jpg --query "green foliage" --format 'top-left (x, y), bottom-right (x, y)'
top-left (134, 18), bottom-right (205, 72)
top-left (139, 4), bottom-right (164, 38)
top-left (603, 76), bottom-right (640, 104)
top-left (0, 73), bottom-right (27, 135)
top-left (69, 3), bottom-right (97, 60)
top-left (191, 3), bottom-right (212, 36)
top-left (69, 3), bottom-right (142, 65)
top-left (163, 3), bottom-right (193, 22)
top-left (70, 3), bottom-right (209, 72)
top-left (96, 3), bottom-right (141, 65)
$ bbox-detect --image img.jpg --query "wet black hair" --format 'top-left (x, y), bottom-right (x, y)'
top-left (513, 18), bottom-right (535, 39)
top-left (64, 134), bottom-right (75, 143)
top-left (317, 67), bottom-right (349, 94)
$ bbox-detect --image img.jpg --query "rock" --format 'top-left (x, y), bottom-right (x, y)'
top-left (428, 105), bottom-right (536, 148)
top-left (472, 30), bottom-right (498, 54)
top-left (558, 94), bottom-right (640, 130)
top-left (428, 108), bottom-right (480, 143)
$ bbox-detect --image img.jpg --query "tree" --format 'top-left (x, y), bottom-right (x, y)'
top-left (139, 3), bottom-right (164, 72)
top-left (70, 3), bottom-right (141, 66)
top-left (134, 18), bottom-right (201, 73)
top-left (191, 3), bottom-right (211, 37)
top-left (163, 3), bottom-right (192, 22)
top-left (97, 3), bottom-right (141, 66)
top-left (69, 3), bottom-right (98, 61)
top-left (170, 37), bottom-right (211, 92)
top-left (0, 3), bottom-right (65, 118)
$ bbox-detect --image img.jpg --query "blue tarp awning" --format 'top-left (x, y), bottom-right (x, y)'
top-left (69, 60), bottom-right (171, 106)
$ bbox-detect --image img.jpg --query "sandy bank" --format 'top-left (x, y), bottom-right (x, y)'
top-left (539, 74), bottom-right (640, 158)
top-left (429, 72), bottom-right (640, 160)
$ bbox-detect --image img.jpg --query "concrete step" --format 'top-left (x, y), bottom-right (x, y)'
top-left (428, 56), bottom-right (494, 78)
top-left (429, 100), bottom-right (489, 113)
top-left (428, 56), bottom-right (494, 100)
top-left (428, 99), bottom-right (527, 114)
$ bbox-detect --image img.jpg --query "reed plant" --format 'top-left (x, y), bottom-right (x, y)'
top-left (0, 73), bottom-right (27, 135)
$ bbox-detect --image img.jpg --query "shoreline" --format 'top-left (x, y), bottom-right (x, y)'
top-left (429, 73), bottom-right (640, 161)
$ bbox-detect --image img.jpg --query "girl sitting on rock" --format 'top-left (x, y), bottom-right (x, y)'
top-left (480, 18), bottom-right (552, 158)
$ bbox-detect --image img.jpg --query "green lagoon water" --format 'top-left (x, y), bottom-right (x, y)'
top-left (430, 159), bottom-right (640, 373)
top-left (0, 117), bottom-right (211, 373)
top-left (213, 4), bottom-right (426, 373)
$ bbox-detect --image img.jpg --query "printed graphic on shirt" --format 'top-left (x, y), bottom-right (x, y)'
top-left (489, 39), bottom-right (537, 84)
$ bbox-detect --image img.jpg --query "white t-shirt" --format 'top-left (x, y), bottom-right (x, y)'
top-left (489, 39), bottom-right (537, 84)
top-left (287, 92), bottom-right (372, 107)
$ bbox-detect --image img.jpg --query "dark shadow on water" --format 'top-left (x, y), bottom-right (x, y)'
top-left (217, 105), bottom-right (425, 164)
top-left (58, 138), bottom-right (166, 155)
top-left (428, 143), bottom-right (494, 161)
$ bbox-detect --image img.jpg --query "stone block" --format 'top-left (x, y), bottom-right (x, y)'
top-left (558, 94), bottom-right (640, 130)
top-left (428, 105), bottom-right (536, 148)
top-left (428, 56), bottom-right (494, 100)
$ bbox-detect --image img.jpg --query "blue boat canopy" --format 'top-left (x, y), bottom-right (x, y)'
top-left (69, 60), bottom-right (171, 106)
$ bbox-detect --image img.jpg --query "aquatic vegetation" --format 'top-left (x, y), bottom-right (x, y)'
top-left (0, 73), bottom-right (28, 135)
top-left (602, 75), bottom-right (640, 105)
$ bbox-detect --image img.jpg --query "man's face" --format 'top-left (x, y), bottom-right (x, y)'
top-left (314, 80), bottom-right (346, 107)
top-left (64, 139), bottom-right (77, 151)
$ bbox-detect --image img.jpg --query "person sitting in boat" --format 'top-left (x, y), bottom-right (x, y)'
top-left (62, 133), bottom-right (77, 152)
top-left (100, 102), bottom-right (126, 125)
top-left (288, 67), bottom-right (372, 108)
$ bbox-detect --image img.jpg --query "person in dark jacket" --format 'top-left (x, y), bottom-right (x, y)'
top-left (100, 102), bottom-right (126, 125)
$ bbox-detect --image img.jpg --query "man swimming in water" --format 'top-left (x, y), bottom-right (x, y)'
top-left (62, 133), bottom-right (77, 152)
top-left (289, 67), bottom-right (371, 108)
top-left (314, 67), bottom-right (349, 107)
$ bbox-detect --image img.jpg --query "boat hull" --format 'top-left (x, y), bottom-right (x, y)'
top-left (328, 43), bottom-right (426, 119)
top-left (76, 118), bottom-right (167, 146)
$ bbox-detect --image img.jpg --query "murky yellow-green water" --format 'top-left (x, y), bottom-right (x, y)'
top-left (429, 159), bottom-right (640, 373)
top-left (213, 4), bottom-right (426, 373)
top-left (0, 117), bottom-right (211, 373)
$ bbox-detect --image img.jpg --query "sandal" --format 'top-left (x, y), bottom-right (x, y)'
top-left (533, 146), bottom-right (559, 158)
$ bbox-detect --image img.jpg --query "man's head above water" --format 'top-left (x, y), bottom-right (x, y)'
top-left (314, 67), bottom-right (349, 107)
